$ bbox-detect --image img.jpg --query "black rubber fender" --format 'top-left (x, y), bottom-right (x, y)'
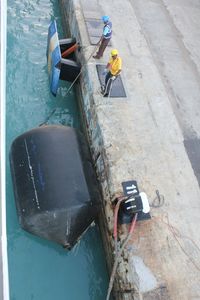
top-left (9, 125), bottom-right (100, 248)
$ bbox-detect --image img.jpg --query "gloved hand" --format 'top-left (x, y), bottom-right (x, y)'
top-left (102, 68), bottom-right (107, 76)
top-left (111, 76), bottom-right (116, 80)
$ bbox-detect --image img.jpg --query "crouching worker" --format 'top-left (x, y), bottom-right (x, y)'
top-left (101, 49), bottom-right (122, 97)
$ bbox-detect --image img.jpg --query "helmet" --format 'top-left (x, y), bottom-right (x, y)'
top-left (111, 49), bottom-right (118, 56)
top-left (102, 15), bottom-right (109, 23)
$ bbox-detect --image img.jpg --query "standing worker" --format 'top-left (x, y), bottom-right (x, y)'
top-left (101, 49), bottom-right (122, 97)
top-left (93, 15), bottom-right (112, 59)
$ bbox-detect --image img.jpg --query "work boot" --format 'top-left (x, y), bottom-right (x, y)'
top-left (100, 89), bottom-right (108, 97)
top-left (93, 55), bottom-right (101, 59)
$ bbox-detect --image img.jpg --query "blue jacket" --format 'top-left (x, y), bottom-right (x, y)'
top-left (103, 21), bottom-right (112, 39)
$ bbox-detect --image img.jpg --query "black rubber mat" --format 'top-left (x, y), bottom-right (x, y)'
top-left (85, 19), bottom-right (112, 46)
top-left (96, 64), bottom-right (126, 98)
top-left (184, 138), bottom-right (200, 187)
top-left (85, 19), bottom-right (103, 45)
top-left (81, 0), bottom-right (112, 45)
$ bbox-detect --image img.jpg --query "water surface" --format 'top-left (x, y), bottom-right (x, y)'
top-left (6, 1), bottom-right (109, 299)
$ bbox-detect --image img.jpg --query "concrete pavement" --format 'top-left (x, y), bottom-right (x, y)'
top-left (133, 0), bottom-right (200, 187)
top-left (59, 0), bottom-right (200, 298)
top-left (63, 0), bottom-right (200, 298)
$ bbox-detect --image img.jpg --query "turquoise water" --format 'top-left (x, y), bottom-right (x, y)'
top-left (6, 1), bottom-right (109, 299)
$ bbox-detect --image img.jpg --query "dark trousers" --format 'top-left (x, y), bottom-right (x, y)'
top-left (104, 72), bottom-right (115, 96)
top-left (96, 37), bottom-right (111, 58)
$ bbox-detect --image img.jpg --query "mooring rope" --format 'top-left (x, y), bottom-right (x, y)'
top-left (106, 197), bottom-right (138, 300)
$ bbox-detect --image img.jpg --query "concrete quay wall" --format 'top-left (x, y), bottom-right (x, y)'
top-left (59, 0), bottom-right (118, 290)
top-left (59, 0), bottom-right (200, 299)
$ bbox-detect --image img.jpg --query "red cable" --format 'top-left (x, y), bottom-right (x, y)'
top-left (129, 213), bottom-right (138, 234)
top-left (114, 198), bottom-right (138, 244)
top-left (114, 199), bottom-right (138, 243)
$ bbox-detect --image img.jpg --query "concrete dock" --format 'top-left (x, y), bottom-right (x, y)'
top-left (60, 0), bottom-right (200, 299)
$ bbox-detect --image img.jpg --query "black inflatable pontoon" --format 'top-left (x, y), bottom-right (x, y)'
top-left (10, 125), bottom-right (100, 249)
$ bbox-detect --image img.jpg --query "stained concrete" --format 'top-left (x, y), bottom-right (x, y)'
top-left (59, 0), bottom-right (200, 299)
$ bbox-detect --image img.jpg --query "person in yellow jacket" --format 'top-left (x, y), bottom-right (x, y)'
top-left (101, 49), bottom-right (122, 97)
